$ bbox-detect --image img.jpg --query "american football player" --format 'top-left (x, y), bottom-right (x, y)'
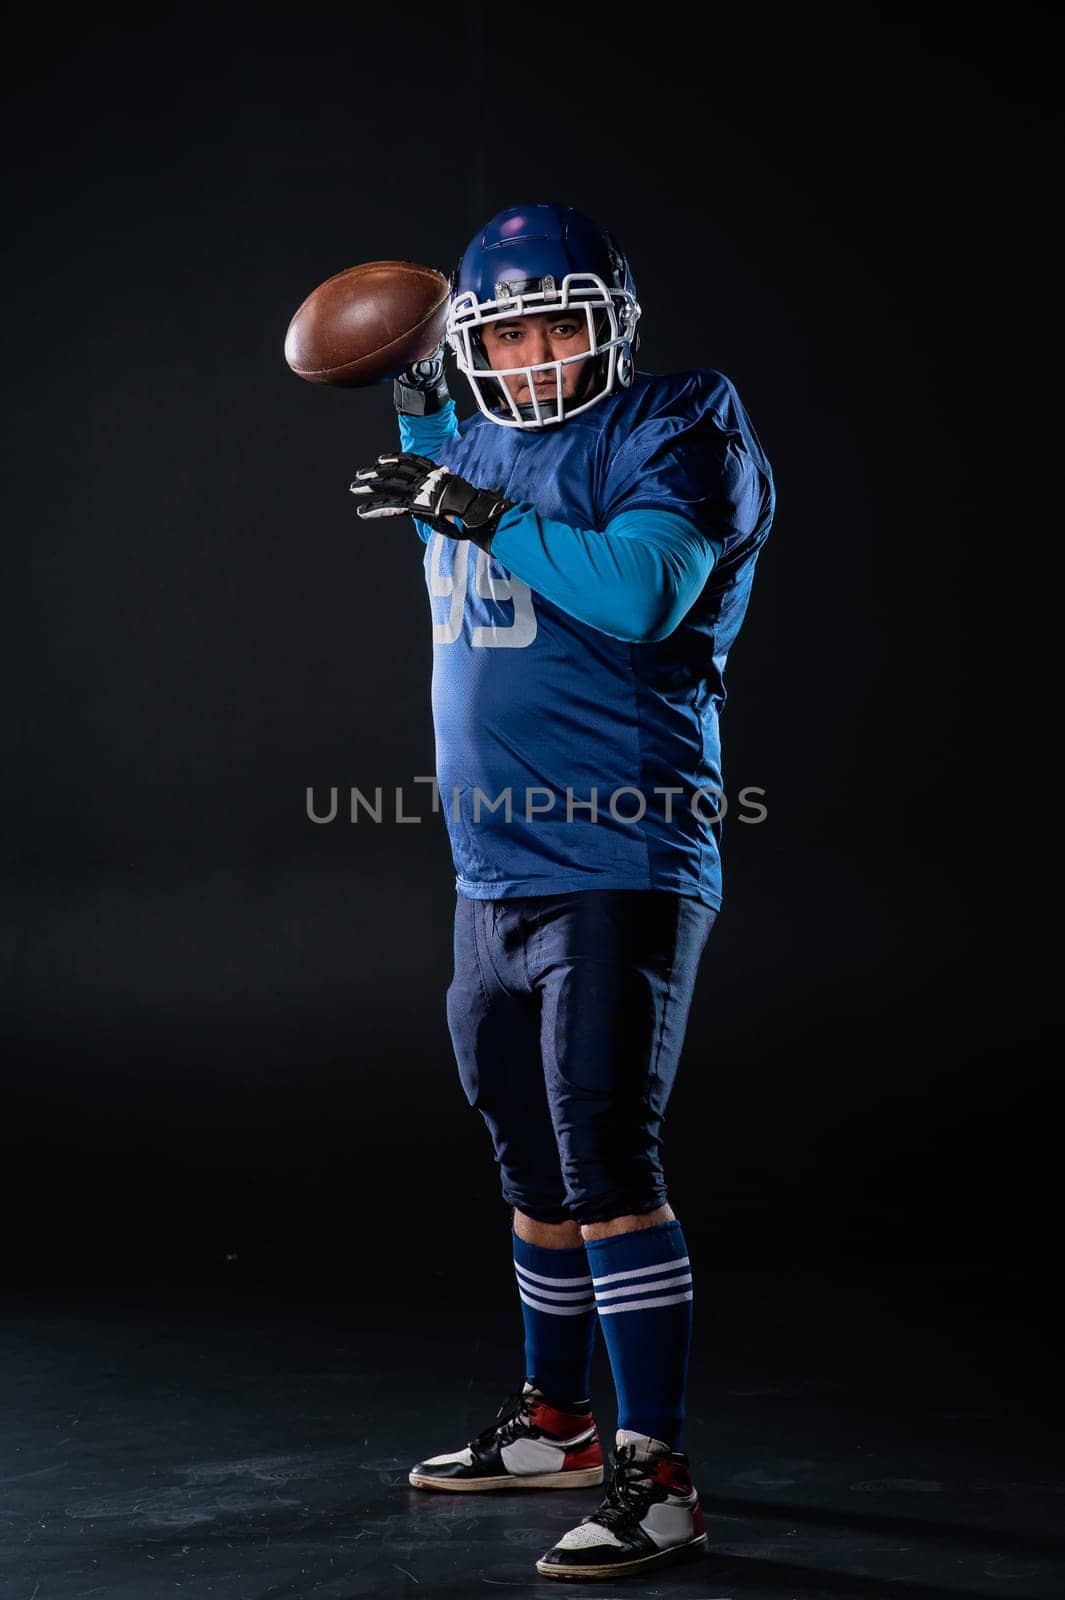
top-left (350, 202), bottom-right (775, 1581)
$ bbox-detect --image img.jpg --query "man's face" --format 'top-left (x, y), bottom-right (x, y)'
top-left (480, 307), bottom-right (594, 405)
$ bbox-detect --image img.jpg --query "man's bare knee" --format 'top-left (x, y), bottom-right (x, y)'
top-left (513, 1208), bottom-right (583, 1249)
top-left (580, 1203), bottom-right (675, 1241)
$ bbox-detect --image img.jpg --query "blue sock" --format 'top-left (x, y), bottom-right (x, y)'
top-left (512, 1231), bottom-right (597, 1406)
top-left (585, 1219), bottom-right (693, 1451)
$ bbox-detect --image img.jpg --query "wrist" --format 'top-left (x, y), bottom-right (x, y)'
top-left (393, 372), bottom-right (451, 415)
top-left (450, 486), bottom-right (513, 552)
top-left (393, 347), bottom-right (450, 416)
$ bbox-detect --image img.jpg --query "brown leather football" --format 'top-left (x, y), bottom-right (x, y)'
top-left (283, 260), bottom-right (451, 387)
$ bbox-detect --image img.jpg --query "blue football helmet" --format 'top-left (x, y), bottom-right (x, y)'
top-left (446, 202), bottom-right (641, 429)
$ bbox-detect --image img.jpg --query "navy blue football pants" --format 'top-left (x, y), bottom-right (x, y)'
top-left (445, 889), bottom-right (717, 1225)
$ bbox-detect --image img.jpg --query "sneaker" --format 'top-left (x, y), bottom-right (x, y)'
top-left (408, 1379), bottom-right (604, 1492)
top-left (535, 1428), bottom-right (708, 1579)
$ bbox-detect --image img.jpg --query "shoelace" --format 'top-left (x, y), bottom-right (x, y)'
top-left (584, 1443), bottom-right (659, 1531)
top-left (472, 1390), bottom-right (535, 1449)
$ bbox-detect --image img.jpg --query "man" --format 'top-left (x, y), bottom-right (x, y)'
top-left (350, 202), bottom-right (775, 1580)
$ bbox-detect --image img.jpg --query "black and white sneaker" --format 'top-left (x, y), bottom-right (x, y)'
top-left (408, 1379), bottom-right (604, 1492)
top-left (536, 1428), bottom-right (708, 1579)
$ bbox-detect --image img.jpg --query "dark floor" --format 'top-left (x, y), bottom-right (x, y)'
top-left (1, 1246), bottom-right (1062, 1600)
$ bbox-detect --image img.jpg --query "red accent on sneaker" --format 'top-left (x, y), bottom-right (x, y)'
top-left (561, 1438), bottom-right (605, 1471)
top-left (530, 1401), bottom-right (595, 1438)
top-left (692, 1500), bottom-right (706, 1537)
top-left (652, 1457), bottom-right (694, 1493)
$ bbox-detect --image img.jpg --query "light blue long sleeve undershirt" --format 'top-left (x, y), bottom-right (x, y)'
top-left (398, 403), bottom-right (463, 461)
top-left (397, 401), bottom-right (720, 644)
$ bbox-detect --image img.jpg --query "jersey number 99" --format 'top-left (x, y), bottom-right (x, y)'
top-left (429, 532), bottom-right (538, 649)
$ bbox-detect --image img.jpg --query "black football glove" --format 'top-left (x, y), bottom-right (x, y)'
top-left (393, 338), bottom-right (450, 417)
top-left (349, 452), bottom-right (513, 549)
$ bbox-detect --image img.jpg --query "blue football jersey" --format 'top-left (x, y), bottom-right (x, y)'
top-left (418, 368), bottom-right (774, 910)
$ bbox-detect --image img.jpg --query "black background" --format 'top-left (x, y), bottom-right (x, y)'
top-left (2, 5), bottom-right (1058, 1274)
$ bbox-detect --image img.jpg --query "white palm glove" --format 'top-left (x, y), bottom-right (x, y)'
top-left (349, 451), bottom-right (512, 549)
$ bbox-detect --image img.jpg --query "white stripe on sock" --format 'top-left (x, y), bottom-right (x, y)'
top-left (591, 1254), bottom-right (690, 1288)
top-left (516, 1282), bottom-right (597, 1305)
top-left (594, 1271), bottom-right (692, 1302)
top-left (596, 1290), bottom-right (694, 1316)
top-left (518, 1288), bottom-right (597, 1318)
top-left (515, 1266), bottom-right (595, 1301)
top-left (513, 1262), bottom-right (594, 1289)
